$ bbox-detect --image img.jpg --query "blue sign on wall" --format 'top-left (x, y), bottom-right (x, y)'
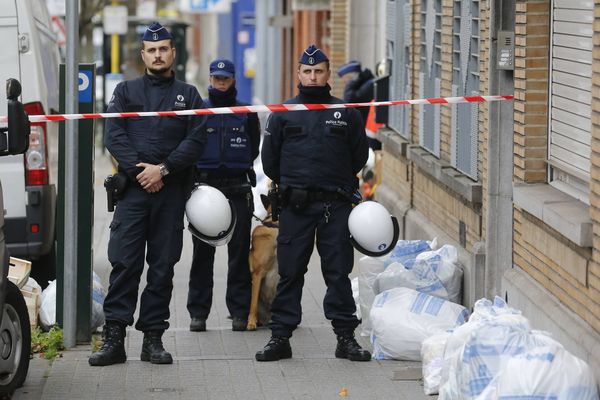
top-left (185, 0), bottom-right (231, 13)
top-left (78, 70), bottom-right (93, 103)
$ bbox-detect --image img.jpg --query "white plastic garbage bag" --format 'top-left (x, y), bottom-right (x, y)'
top-left (370, 287), bottom-right (468, 361)
top-left (39, 280), bottom-right (57, 330)
top-left (373, 260), bottom-right (449, 299)
top-left (476, 338), bottom-right (599, 400)
top-left (91, 272), bottom-right (106, 331)
top-left (357, 255), bottom-right (386, 336)
top-left (39, 274), bottom-right (107, 332)
top-left (439, 297), bottom-right (546, 400)
top-left (421, 331), bottom-right (451, 395)
top-left (383, 239), bottom-right (435, 268)
top-left (351, 277), bottom-right (361, 320)
top-left (415, 245), bottom-right (463, 303)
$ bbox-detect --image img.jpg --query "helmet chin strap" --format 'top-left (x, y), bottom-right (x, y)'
top-left (350, 216), bottom-right (400, 257)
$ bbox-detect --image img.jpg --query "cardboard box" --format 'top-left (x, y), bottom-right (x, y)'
top-left (20, 287), bottom-right (39, 328)
top-left (8, 257), bottom-right (31, 289)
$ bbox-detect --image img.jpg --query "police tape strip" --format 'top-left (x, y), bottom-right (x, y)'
top-left (0, 95), bottom-right (513, 123)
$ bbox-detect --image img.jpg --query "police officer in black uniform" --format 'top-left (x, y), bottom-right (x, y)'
top-left (187, 59), bottom-right (260, 332)
top-left (256, 45), bottom-right (371, 362)
top-left (338, 60), bottom-right (380, 150)
top-left (90, 22), bottom-right (206, 366)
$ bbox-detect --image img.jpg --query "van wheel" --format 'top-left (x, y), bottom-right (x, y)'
top-left (31, 242), bottom-right (56, 289)
top-left (0, 281), bottom-right (31, 395)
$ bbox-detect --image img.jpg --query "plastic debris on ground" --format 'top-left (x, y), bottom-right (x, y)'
top-left (370, 287), bottom-right (468, 361)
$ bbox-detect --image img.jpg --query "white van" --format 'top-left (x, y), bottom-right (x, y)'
top-left (0, 0), bottom-right (60, 285)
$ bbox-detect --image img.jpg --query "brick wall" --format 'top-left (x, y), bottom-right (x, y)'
top-left (587, 0), bottom-right (600, 331)
top-left (511, 0), bottom-right (600, 333)
top-left (329, 0), bottom-right (349, 98)
top-left (413, 169), bottom-right (482, 249)
top-left (513, 0), bottom-right (550, 183)
top-left (381, 150), bottom-right (412, 204)
top-left (440, 0), bottom-right (453, 162)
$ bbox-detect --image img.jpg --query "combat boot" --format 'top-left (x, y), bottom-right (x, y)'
top-left (232, 317), bottom-right (247, 332)
top-left (255, 336), bottom-right (292, 361)
top-left (190, 318), bottom-right (206, 332)
top-left (335, 332), bottom-right (371, 361)
top-left (140, 330), bottom-right (173, 364)
top-left (89, 322), bottom-right (127, 366)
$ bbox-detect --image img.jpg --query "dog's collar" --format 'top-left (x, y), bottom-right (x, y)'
top-left (253, 213), bottom-right (279, 228)
top-left (262, 220), bottom-right (279, 228)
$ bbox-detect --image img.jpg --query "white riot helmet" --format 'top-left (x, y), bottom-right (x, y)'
top-left (186, 184), bottom-right (236, 246)
top-left (348, 201), bottom-right (399, 257)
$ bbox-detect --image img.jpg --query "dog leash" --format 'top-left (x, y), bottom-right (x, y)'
top-left (252, 213), bottom-right (279, 228)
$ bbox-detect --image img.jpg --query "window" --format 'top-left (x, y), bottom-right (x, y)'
top-left (419, 0), bottom-right (442, 157)
top-left (451, 0), bottom-right (479, 180)
top-left (548, 0), bottom-right (592, 201)
top-left (387, 0), bottom-right (412, 138)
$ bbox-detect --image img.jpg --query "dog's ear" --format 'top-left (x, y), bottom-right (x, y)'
top-left (260, 194), bottom-right (271, 211)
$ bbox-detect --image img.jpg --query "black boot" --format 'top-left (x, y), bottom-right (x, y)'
top-left (89, 322), bottom-right (127, 366)
top-left (335, 332), bottom-right (371, 361)
top-left (141, 331), bottom-right (173, 364)
top-left (255, 336), bottom-right (292, 361)
top-left (190, 318), bottom-right (206, 332)
top-left (232, 317), bottom-right (247, 332)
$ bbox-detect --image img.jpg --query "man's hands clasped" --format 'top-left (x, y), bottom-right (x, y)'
top-left (136, 162), bottom-right (164, 193)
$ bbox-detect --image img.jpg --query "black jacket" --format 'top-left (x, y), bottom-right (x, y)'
top-left (261, 88), bottom-right (368, 192)
top-left (343, 68), bottom-right (375, 127)
top-left (104, 73), bottom-right (207, 182)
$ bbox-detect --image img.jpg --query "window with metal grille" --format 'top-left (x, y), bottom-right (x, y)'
top-left (387, 0), bottom-right (412, 138)
top-left (451, 0), bottom-right (480, 180)
top-left (548, 0), bottom-right (592, 202)
top-left (419, 0), bottom-right (442, 157)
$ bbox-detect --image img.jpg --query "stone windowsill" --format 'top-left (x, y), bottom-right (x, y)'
top-left (378, 128), bottom-right (409, 159)
top-left (513, 183), bottom-right (592, 248)
top-left (406, 145), bottom-right (482, 205)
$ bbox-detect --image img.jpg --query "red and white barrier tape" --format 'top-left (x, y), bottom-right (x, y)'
top-left (0, 95), bottom-right (513, 123)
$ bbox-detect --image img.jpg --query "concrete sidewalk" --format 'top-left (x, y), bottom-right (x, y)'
top-left (13, 151), bottom-right (435, 400)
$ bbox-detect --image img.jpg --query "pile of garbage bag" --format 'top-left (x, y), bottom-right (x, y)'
top-left (353, 239), bottom-right (598, 398)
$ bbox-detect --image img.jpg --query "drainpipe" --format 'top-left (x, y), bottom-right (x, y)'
top-left (485, 0), bottom-right (515, 298)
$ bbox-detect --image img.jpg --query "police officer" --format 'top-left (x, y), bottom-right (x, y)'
top-left (338, 60), bottom-right (380, 150)
top-left (256, 45), bottom-right (371, 362)
top-left (187, 59), bottom-right (260, 332)
top-left (89, 22), bottom-right (206, 366)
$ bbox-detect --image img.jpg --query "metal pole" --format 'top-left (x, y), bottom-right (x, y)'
top-left (111, 0), bottom-right (119, 73)
top-left (64, 0), bottom-right (79, 348)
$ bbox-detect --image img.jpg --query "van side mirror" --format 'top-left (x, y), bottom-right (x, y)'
top-left (0, 78), bottom-right (29, 156)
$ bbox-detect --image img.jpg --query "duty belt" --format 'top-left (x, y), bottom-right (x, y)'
top-left (306, 190), bottom-right (343, 202)
top-left (196, 172), bottom-right (247, 187)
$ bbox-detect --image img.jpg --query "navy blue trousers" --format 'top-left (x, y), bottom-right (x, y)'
top-left (187, 192), bottom-right (253, 320)
top-left (270, 200), bottom-right (359, 338)
top-left (104, 183), bottom-right (186, 332)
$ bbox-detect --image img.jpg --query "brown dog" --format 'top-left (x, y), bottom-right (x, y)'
top-left (247, 195), bottom-right (280, 331)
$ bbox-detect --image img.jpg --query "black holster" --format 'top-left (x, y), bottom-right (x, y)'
top-left (104, 172), bottom-right (128, 212)
top-left (267, 185), bottom-right (282, 221)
